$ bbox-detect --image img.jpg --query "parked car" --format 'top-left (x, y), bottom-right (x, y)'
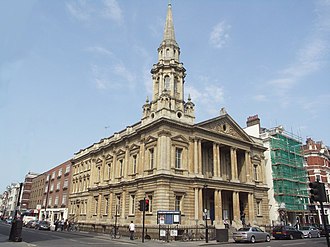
top-left (318, 225), bottom-right (330, 236)
top-left (25, 220), bottom-right (38, 228)
top-left (35, 220), bottom-right (50, 230)
top-left (272, 225), bottom-right (304, 240)
top-left (300, 225), bottom-right (321, 238)
top-left (5, 218), bottom-right (12, 224)
top-left (233, 227), bottom-right (271, 243)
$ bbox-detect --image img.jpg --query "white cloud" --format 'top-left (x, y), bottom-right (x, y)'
top-left (85, 46), bottom-right (112, 56)
top-left (267, 0), bottom-right (330, 96)
top-left (102, 0), bottom-right (122, 23)
top-left (113, 64), bottom-right (135, 85)
top-left (91, 63), bottom-right (136, 90)
top-left (66, 0), bottom-right (91, 21)
top-left (186, 81), bottom-right (225, 116)
top-left (253, 94), bottom-right (267, 102)
top-left (91, 64), bottom-right (107, 89)
top-left (209, 21), bottom-right (231, 49)
top-left (66, 0), bottom-right (122, 24)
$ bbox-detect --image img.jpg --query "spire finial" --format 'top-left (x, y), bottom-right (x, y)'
top-left (163, 0), bottom-right (176, 42)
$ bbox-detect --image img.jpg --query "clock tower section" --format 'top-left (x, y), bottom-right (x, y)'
top-left (142, 3), bottom-right (195, 125)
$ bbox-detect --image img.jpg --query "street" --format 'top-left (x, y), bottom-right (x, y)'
top-left (0, 222), bottom-right (330, 247)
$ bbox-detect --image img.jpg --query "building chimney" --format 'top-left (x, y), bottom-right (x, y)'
top-left (246, 114), bottom-right (260, 127)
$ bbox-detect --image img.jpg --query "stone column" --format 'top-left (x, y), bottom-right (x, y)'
top-left (233, 191), bottom-right (240, 224)
top-left (214, 190), bottom-right (223, 225)
top-left (198, 140), bottom-right (202, 175)
top-left (194, 139), bottom-right (198, 174)
top-left (245, 151), bottom-right (251, 183)
top-left (230, 148), bottom-right (238, 181)
top-left (198, 188), bottom-right (203, 219)
top-left (98, 194), bottom-right (102, 217)
top-left (139, 140), bottom-right (145, 175)
top-left (248, 193), bottom-right (255, 225)
top-left (121, 190), bottom-right (126, 218)
top-left (213, 143), bottom-right (218, 178)
top-left (124, 147), bottom-right (129, 178)
top-left (194, 188), bottom-right (199, 220)
top-left (109, 192), bottom-right (113, 218)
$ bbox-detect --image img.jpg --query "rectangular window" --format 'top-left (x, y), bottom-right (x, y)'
top-left (132, 155), bottom-right (137, 174)
top-left (62, 194), bottom-right (67, 206)
top-left (94, 197), bottom-right (98, 215)
top-left (175, 195), bottom-right (182, 211)
top-left (254, 165), bottom-right (258, 181)
top-left (48, 197), bottom-right (52, 207)
top-left (50, 183), bottom-right (54, 192)
top-left (51, 171), bottom-right (55, 180)
top-left (257, 201), bottom-right (262, 216)
top-left (58, 168), bottom-right (62, 177)
top-left (65, 165), bottom-right (70, 174)
top-left (149, 148), bottom-right (154, 169)
top-left (116, 195), bottom-right (121, 215)
top-left (147, 195), bottom-right (153, 213)
top-left (104, 197), bottom-right (109, 215)
top-left (97, 166), bottom-right (101, 182)
top-left (55, 196), bottom-right (59, 206)
top-left (63, 179), bottom-right (68, 189)
top-left (130, 195), bottom-right (135, 215)
top-left (119, 160), bottom-right (123, 177)
top-left (56, 182), bottom-right (61, 191)
top-left (175, 148), bottom-right (183, 169)
top-left (316, 174), bottom-right (321, 182)
top-left (107, 163), bottom-right (111, 180)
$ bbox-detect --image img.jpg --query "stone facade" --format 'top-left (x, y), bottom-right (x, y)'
top-left (69, 3), bottom-right (269, 233)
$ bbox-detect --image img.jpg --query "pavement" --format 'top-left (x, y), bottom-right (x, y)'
top-left (0, 230), bottom-right (231, 247)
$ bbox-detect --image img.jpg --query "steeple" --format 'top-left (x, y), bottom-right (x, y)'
top-left (163, 3), bottom-right (176, 44)
top-left (141, 3), bottom-right (195, 125)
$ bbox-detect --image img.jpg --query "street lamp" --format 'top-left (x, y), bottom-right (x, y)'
top-left (203, 184), bottom-right (208, 243)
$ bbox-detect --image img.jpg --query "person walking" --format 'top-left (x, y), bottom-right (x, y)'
top-left (129, 221), bottom-right (135, 240)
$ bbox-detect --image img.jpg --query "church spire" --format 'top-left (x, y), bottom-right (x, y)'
top-left (163, 3), bottom-right (176, 43)
top-left (141, 3), bottom-right (195, 126)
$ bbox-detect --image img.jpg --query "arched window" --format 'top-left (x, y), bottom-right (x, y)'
top-left (164, 76), bottom-right (170, 90)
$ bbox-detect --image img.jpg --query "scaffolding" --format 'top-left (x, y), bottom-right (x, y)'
top-left (270, 131), bottom-right (309, 211)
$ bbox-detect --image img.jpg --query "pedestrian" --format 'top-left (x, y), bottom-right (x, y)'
top-left (64, 219), bottom-right (68, 231)
top-left (240, 211), bottom-right (246, 226)
top-left (129, 221), bottom-right (135, 240)
top-left (224, 219), bottom-right (229, 229)
top-left (54, 219), bottom-right (59, 231)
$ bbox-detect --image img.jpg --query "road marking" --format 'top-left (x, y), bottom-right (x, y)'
top-left (283, 242), bottom-right (306, 246)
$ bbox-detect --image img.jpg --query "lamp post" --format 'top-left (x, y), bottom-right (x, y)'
top-left (203, 184), bottom-right (208, 243)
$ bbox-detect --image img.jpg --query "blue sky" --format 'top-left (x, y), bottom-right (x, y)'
top-left (1, 0), bottom-right (330, 192)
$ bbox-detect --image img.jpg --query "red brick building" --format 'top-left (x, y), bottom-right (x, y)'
top-left (39, 160), bottom-right (72, 223)
top-left (303, 138), bottom-right (330, 225)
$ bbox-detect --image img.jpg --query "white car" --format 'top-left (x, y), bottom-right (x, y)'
top-left (233, 227), bottom-right (271, 243)
top-left (300, 226), bottom-right (320, 238)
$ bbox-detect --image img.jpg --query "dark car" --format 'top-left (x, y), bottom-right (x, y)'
top-left (318, 225), bottom-right (330, 236)
top-left (272, 225), bottom-right (304, 240)
top-left (233, 227), bottom-right (271, 243)
top-left (35, 220), bottom-right (50, 230)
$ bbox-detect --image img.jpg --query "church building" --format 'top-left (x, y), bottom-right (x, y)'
top-left (69, 3), bottom-right (269, 235)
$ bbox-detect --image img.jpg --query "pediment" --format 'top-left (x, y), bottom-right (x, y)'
top-left (171, 134), bottom-right (189, 144)
top-left (105, 153), bottom-right (113, 160)
top-left (145, 136), bottom-right (157, 144)
top-left (197, 115), bottom-right (253, 142)
top-left (95, 158), bottom-right (103, 164)
top-left (129, 143), bottom-right (140, 151)
top-left (116, 149), bottom-right (125, 156)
